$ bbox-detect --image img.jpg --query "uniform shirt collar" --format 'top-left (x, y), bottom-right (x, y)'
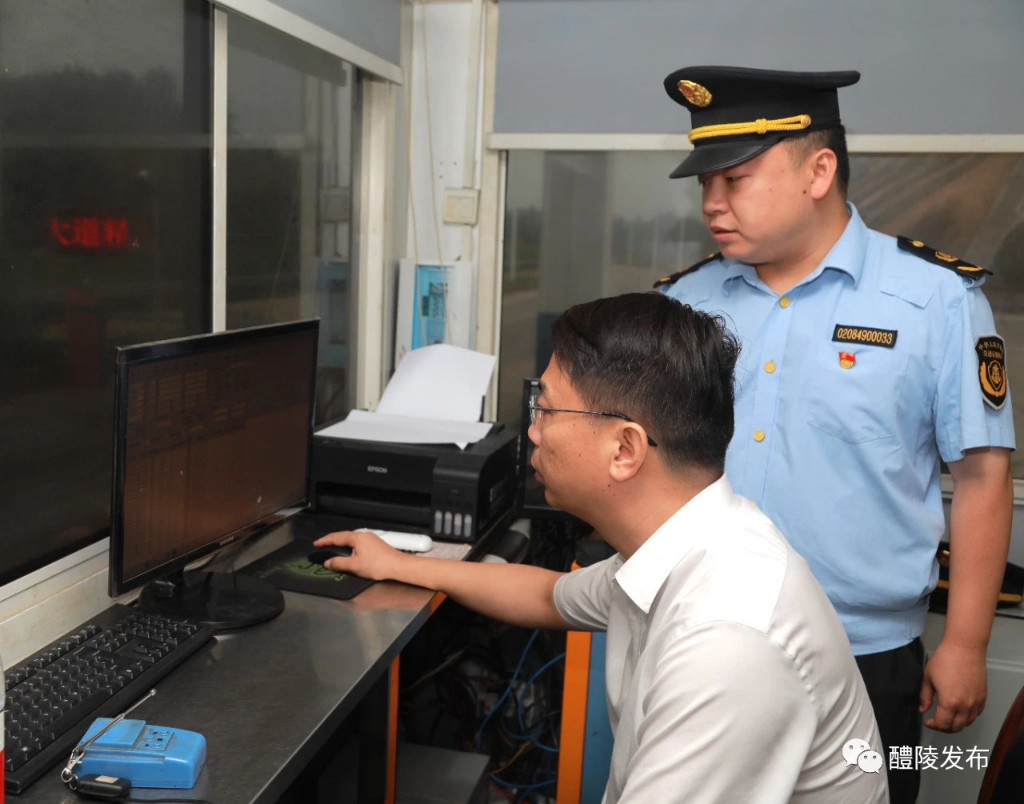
top-left (719, 202), bottom-right (868, 294)
top-left (614, 474), bottom-right (736, 614)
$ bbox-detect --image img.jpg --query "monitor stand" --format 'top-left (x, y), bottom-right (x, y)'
top-left (138, 569), bottom-right (284, 631)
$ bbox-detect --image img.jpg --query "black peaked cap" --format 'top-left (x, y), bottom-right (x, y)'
top-left (663, 66), bottom-right (861, 178)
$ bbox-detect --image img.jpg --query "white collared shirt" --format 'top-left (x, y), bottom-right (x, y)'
top-left (554, 476), bottom-right (888, 803)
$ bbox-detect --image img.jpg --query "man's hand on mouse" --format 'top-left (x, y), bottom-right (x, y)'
top-left (313, 530), bottom-right (406, 580)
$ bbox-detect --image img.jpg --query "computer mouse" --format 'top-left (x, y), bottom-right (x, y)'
top-left (307, 546), bottom-right (353, 566)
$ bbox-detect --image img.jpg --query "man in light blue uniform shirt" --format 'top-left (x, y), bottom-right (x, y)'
top-left (657, 65), bottom-right (1015, 803)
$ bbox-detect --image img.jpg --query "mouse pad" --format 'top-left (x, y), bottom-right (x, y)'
top-left (238, 539), bottom-right (375, 601)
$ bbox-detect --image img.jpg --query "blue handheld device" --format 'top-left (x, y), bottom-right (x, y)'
top-left (76, 717), bottom-right (206, 788)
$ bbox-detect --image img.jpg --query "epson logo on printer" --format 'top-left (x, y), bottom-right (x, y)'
top-left (366, 465), bottom-right (388, 474)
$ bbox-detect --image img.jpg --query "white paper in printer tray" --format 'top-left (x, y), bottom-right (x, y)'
top-left (315, 344), bottom-right (497, 446)
top-left (319, 409), bottom-right (494, 445)
top-left (376, 343), bottom-right (496, 421)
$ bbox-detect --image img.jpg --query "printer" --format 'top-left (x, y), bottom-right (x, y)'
top-left (310, 424), bottom-right (520, 543)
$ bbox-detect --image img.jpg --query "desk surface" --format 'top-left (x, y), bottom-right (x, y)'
top-left (13, 525), bottom-right (443, 804)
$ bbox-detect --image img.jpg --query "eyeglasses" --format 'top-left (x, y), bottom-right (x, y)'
top-left (528, 395), bottom-right (658, 447)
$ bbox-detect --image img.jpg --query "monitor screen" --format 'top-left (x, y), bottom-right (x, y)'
top-left (109, 319), bottom-right (319, 628)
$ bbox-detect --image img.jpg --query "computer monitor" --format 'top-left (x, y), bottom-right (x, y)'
top-left (109, 319), bottom-right (319, 630)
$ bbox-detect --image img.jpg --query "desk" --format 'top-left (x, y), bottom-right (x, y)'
top-left (12, 525), bottom-right (448, 804)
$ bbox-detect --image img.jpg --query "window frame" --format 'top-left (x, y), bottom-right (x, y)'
top-left (212, 6), bottom-right (397, 403)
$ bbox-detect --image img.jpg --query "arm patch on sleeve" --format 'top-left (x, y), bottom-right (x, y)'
top-left (976, 335), bottom-right (1008, 409)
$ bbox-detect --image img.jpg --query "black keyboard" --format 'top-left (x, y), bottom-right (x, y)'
top-left (3, 604), bottom-right (215, 794)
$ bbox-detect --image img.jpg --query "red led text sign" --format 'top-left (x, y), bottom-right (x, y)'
top-left (51, 216), bottom-right (133, 250)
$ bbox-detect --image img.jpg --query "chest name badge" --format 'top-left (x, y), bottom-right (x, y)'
top-left (832, 324), bottom-right (897, 348)
top-left (975, 335), bottom-right (1007, 409)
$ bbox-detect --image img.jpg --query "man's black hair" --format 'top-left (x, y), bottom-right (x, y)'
top-left (787, 125), bottom-right (850, 195)
top-left (550, 292), bottom-right (739, 473)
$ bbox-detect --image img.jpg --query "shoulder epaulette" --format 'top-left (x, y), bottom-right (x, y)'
top-left (897, 236), bottom-right (991, 281)
top-left (652, 252), bottom-right (721, 289)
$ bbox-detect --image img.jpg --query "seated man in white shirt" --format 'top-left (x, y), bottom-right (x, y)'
top-left (315, 291), bottom-right (888, 803)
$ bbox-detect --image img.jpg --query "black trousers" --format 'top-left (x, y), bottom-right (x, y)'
top-left (855, 639), bottom-right (925, 804)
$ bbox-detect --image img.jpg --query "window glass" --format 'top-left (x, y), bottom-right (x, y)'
top-left (500, 151), bottom-right (1024, 475)
top-left (0, 0), bottom-right (211, 584)
top-left (226, 14), bottom-right (356, 425)
top-left (499, 151), bottom-right (714, 424)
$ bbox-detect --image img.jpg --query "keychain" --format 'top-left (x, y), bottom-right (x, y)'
top-left (61, 689), bottom-right (156, 798)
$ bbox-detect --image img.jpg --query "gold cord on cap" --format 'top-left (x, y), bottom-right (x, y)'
top-left (689, 113), bottom-right (812, 143)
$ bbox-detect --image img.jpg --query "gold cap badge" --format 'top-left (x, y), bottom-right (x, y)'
top-left (678, 79), bottom-right (712, 107)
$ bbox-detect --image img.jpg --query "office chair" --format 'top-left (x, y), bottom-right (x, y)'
top-left (977, 680), bottom-right (1024, 804)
